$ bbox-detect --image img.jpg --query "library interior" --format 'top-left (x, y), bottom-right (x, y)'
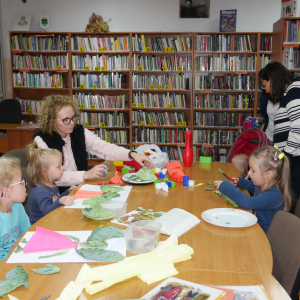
top-left (0, 0), bottom-right (300, 299)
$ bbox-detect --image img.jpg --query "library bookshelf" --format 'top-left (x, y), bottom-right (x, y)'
top-left (10, 31), bottom-right (272, 162)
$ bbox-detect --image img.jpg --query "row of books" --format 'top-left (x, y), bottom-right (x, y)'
top-left (259, 54), bottom-right (271, 69)
top-left (13, 72), bottom-right (66, 88)
top-left (195, 54), bottom-right (256, 71)
top-left (11, 34), bottom-right (68, 51)
top-left (74, 93), bottom-right (127, 109)
top-left (17, 98), bottom-right (44, 114)
top-left (79, 112), bottom-right (128, 127)
top-left (71, 36), bottom-right (130, 52)
top-left (12, 54), bottom-right (69, 70)
top-left (260, 36), bottom-right (272, 52)
top-left (90, 129), bottom-right (128, 144)
top-left (132, 128), bottom-right (187, 144)
top-left (195, 34), bottom-right (253, 52)
top-left (194, 112), bottom-right (251, 127)
top-left (193, 129), bottom-right (242, 146)
top-left (193, 146), bottom-right (227, 162)
top-left (72, 54), bottom-right (129, 71)
top-left (132, 34), bottom-right (192, 52)
top-left (283, 19), bottom-right (300, 43)
top-left (194, 93), bottom-right (254, 109)
top-left (132, 111), bottom-right (187, 126)
top-left (132, 92), bottom-right (186, 108)
top-left (194, 74), bottom-right (255, 91)
top-left (282, 47), bottom-right (300, 69)
top-left (72, 72), bottom-right (126, 89)
top-left (132, 54), bottom-right (192, 71)
top-left (132, 74), bottom-right (189, 90)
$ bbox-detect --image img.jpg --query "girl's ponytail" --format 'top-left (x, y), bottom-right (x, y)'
top-left (278, 155), bottom-right (292, 211)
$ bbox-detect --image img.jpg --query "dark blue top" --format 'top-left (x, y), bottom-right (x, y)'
top-left (260, 93), bottom-right (270, 132)
top-left (219, 178), bottom-right (284, 233)
top-left (29, 183), bottom-right (70, 225)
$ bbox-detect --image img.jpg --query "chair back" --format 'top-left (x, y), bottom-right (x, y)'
top-left (267, 211), bottom-right (300, 295)
top-left (0, 99), bottom-right (22, 124)
top-left (294, 199), bottom-right (300, 219)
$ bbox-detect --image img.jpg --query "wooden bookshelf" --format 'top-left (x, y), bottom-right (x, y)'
top-left (10, 31), bottom-right (272, 162)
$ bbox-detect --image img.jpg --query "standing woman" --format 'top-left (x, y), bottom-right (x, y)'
top-left (33, 95), bottom-right (152, 191)
top-left (259, 61), bottom-right (300, 213)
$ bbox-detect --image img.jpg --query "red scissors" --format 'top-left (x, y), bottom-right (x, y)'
top-left (219, 169), bottom-right (239, 185)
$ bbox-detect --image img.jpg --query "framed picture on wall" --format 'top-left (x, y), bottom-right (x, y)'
top-left (13, 15), bottom-right (31, 31)
top-left (180, 0), bottom-right (210, 18)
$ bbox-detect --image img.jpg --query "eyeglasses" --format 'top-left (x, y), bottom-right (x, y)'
top-left (57, 115), bottom-right (78, 125)
top-left (1, 178), bottom-right (27, 197)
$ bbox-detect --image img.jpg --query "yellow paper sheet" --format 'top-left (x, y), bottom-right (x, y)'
top-left (155, 244), bottom-right (194, 263)
top-left (55, 281), bottom-right (84, 300)
top-left (75, 263), bottom-right (93, 288)
top-left (8, 295), bottom-right (19, 300)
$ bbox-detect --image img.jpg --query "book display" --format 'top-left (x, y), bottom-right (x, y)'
top-left (10, 31), bottom-right (271, 162)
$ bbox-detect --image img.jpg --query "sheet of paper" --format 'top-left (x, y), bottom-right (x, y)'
top-left (7, 231), bottom-right (126, 264)
top-left (218, 285), bottom-right (271, 300)
top-left (65, 185), bottom-right (132, 209)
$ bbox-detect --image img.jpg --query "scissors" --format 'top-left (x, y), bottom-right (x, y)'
top-left (219, 169), bottom-right (239, 185)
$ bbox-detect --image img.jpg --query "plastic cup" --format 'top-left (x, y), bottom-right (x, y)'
top-left (100, 201), bottom-right (127, 218)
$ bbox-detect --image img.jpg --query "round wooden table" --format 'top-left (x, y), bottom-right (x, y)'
top-left (0, 162), bottom-right (291, 299)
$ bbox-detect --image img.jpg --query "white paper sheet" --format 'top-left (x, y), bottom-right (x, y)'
top-left (7, 231), bottom-right (126, 264)
top-left (65, 185), bottom-right (132, 209)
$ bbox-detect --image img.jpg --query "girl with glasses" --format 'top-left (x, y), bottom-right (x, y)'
top-left (27, 142), bottom-right (76, 225)
top-left (0, 156), bottom-right (30, 262)
top-left (33, 95), bottom-right (153, 193)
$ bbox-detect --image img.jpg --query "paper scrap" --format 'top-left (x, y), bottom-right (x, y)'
top-left (166, 161), bottom-right (185, 182)
top-left (73, 190), bottom-right (102, 199)
top-left (75, 263), bottom-right (93, 288)
top-left (109, 171), bottom-right (123, 184)
top-left (55, 281), bottom-right (84, 300)
top-left (8, 295), bottom-right (19, 300)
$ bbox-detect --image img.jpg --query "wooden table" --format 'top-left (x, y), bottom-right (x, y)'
top-left (0, 123), bottom-right (39, 153)
top-left (0, 162), bottom-right (291, 299)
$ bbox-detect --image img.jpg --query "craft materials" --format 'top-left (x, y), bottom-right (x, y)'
top-left (109, 171), bottom-right (123, 184)
top-left (188, 180), bottom-right (195, 186)
top-left (73, 190), bottom-right (102, 199)
top-left (121, 167), bottom-right (130, 174)
top-left (154, 167), bottom-right (161, 173)
top-left (114, 161), bottom-right (123, 167)
top-left (183, 130), bottom-right (193, 167)
top-left (39, 295), bottom-right (51, 300)
top-left (161, 168), bottom-right (167, 175)
top-left (218, 168), bottom-right (239, 185)
top-left (183, 176), bottom-right (189, 186)
top-left (166, 161), bottom-right (185, 182)
top-left (159, 172), bottom-right (165, 178)
top-left (193, 183), bottom-right (203, 187)
top-left (165, 181), bottom-right (172, 188)
top-left (155, 183), bottom-right (161, 190)
top-left (154, 180), bottom-right (160, 185)
top-left (199, 156), bottom-right (212, 164)
top-left (160, 182), bottom-right (169, 192)
top-left (32, 264), bottom-right (60, 274)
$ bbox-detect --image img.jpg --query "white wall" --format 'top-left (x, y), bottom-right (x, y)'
top-left (1, 0), bottom-right (281, 58)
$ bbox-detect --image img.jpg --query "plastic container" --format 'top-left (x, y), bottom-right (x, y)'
top-left (124, 220), bottom-right (162, 254)
top-left (100, 201), bottom-right (127, 218)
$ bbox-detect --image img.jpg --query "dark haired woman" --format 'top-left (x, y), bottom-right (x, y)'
top-left (259, 61), bottom-right (300, 213)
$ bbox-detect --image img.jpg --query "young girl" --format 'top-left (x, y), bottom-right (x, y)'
top-left (214, 146), bottom-right (291, 233)
top-left (27, 143), bottom-right (76, 225)
top-left (0, 156), bottom-right (31, 261)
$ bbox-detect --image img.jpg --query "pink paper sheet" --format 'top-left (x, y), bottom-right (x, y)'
top-left (23, 226), bottom-right (78, 253)
top-left (73, 190), bottom-right (102, 199)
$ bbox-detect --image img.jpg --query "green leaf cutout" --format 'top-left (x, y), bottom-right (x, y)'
top-left (87, 226), bottom-right (124, 241)
top-left (38, 249), bottom-right (69, 259)
top-left (75, 247), bottom-right (125, 262)
top-left (82, 205), bottom-right (114, 220)
top-left (79, 239), bottom-right (108, 248)
top-left (14, 245), bottom-right (23, 253)
top-left (100, 185), bottom-right (125, 193)
top-left (32, 264), bottom-right (61, 275)
top-left (64, 235), bottom-right (80, 243)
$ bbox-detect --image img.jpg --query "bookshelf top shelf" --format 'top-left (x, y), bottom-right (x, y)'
top-left (195, 51), bottom-right (257, 54)
top-left (132, 51), bottom-right (192, 55)
top-left (11, 51), bottom-right (69, 54)
top-left (71, 51), bottom-right (130, 55)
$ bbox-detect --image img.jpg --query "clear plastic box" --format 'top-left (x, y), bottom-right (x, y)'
top-left (100, 201), bottom-right (127, 218)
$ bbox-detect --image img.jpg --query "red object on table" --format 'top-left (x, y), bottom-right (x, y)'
top-left (123, 160), bottom-right (142, 170)
top-left (183, 130), bottom-right (193, 167)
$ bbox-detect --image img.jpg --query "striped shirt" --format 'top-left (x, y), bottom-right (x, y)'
top-left (274, 81), bottom-right (300, 156)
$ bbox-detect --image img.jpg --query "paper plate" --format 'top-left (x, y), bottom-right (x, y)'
top-left (201, 208), bottom-right (257, 228)
top-left (122, 173), bottom-right (155, 185)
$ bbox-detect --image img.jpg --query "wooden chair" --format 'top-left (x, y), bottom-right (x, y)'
top-left (267, 211), bottom-right (300, 297)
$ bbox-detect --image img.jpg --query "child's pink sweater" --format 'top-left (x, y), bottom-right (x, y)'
top-left (34, 128), bottom-right (130, 186)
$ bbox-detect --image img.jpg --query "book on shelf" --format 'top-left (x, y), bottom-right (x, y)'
top-left (11, 33), bottom-right (68, 51)
top-left (90, 129), bottom-right (128, 144)
top-left (260, 36), bottom-right (272, 52)
top-left (194, 112), bottom-right (251, 127)
top-left (111, 207), bottom-right (200, 237)
top-left (72, 72), bottom-right (126, 89)
top-left (219, 9), bottom-right (237, 33)
top-left (282, 46), bottom-right (300, 69)
top-left (13, 71), bottom-right (68, 88)
top-left (132, 73), bottom-right (189, 90)
top-left (133, 128), bottom-right (187, 144)
top-left (132, 110), bottom-right (187, 126)
top-left (71, 35), bottom-right (130, 52)
top-left (193, 129), bottom-right (241, 146)
top-left (72, 54), bottom-right (129, 71)
top-left (132, 54), bottom-right (192, 71)
top-left (283, 19), bottom-right (300, 43)
top-left (16, 98), bottom-right (44, 114)
top-left (194, 74), bottom-right (255, 90)
top-left (259, 54), bottom-right (271, 69)
top-left (194, 93), bottom-right (254, 109)
top-left (195, 34), bottom-right (253, 52)
top-left (193, 145), bottom-right (229, 162)
top-left (12, 53), bottom-right (69, 70)
top-left (195, 54), bottom-right (256, 71)
top-left (132, 34), bottom-right (191, 52)
top-left (79, 111), bottom-right (128, 127)
top-left (74, 93), bottom-right (127, 109)
top-left (133, 92), bottom-right (186, 108)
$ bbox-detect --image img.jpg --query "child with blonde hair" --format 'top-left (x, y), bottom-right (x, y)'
top-left (231, 153), bottom-right (249, 178)
top-left (27, 143), bottom-right (76, 224)
top-left (214, 146), bottom-right (291, 233)
top-left (0, 156), bottom-right (30, 261)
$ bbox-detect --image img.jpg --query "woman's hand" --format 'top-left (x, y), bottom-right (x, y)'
top-left (59, 195), bottom-right (76, 206)
top-left (83, 164), bottom-right (108, 181)
top-left (214, 181), bottom-right (223, 190)
top-left (130, 152), bottom-right (153, 168)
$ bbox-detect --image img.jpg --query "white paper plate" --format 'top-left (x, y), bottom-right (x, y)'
top-left (201, 208), bottom-right (257, 228)
top-left (122, 173), bottom-right (155, 185)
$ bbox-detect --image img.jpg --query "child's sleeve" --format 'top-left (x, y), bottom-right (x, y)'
top-left (219, 181), bottom-right (282, 210)
top-left (236, 178), bottom-right (256, 194)
top-left (19, 205), bottom-right (31, 235)
top-left (35, 191), bottom-right (63, 216)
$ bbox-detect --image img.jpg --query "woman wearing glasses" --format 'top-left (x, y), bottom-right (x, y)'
top-left (33, 95), bottom-right (152, 192)
top-left (259, 61), bottom-right (300, 213)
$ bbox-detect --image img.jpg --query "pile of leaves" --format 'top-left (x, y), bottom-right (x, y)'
top-left (127, 166), bottom-right (157, 182)
top-left (85, 13), bottom-right (109, 33)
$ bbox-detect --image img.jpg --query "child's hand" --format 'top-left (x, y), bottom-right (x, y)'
top-left (59, 196), bottom-right (76, 206)
top-left (214, 181), bottom-right (223, 190)
top-left (69, 185), bottom-right (76, 191)
top-left (231, 177), bottom-right (239, 186)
